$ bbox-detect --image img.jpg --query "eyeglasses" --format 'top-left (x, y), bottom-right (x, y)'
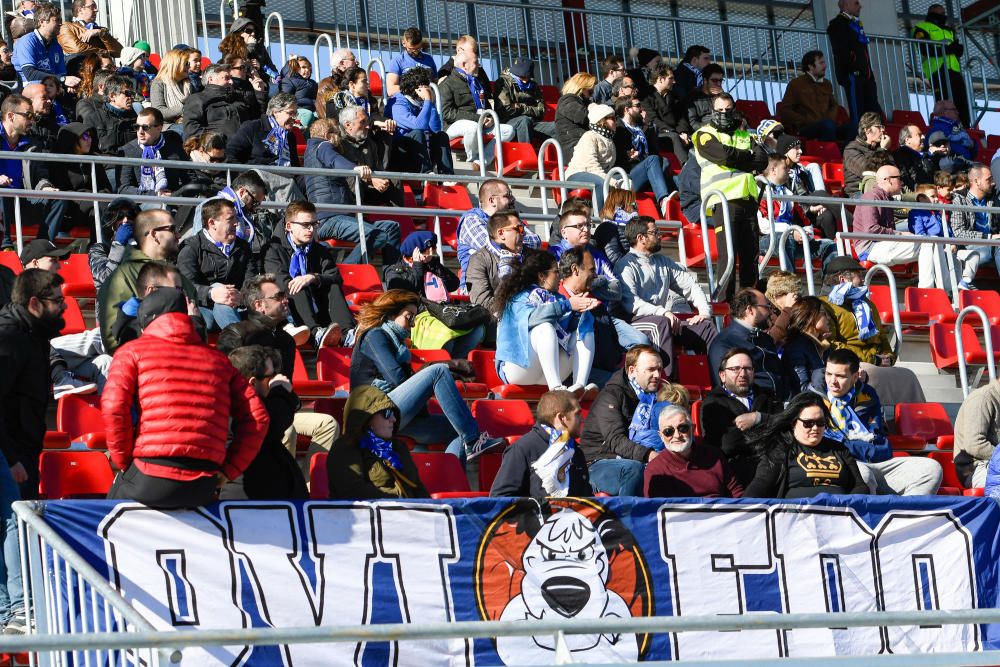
top-left (884, 174), bottom-right (902, 181)
top-left (80, 132), bottom-right (91, 140)
top-left (117, 91), bottom-right (135, 99)
top-left (133, 124), bottom-right (160, 131)
top-left (208, 155), bottom-right (225, 163)
top-left (149, 284), bottom-right (183, 293)
top-left (661, 424), bottom-right (692, 438)
top-left (290, 221), bottom-right (318, 229)
top-left (40, 296), bottom-right (66, 305)
top-left (242, 27), bottom-right (256, 35)
top-left (796, 417), bottom-right (827, 430)
top-left (562, 223), bottom-right (590, 231)
top-left (724, 366), bottom-right (754, 375)
top-left (11, 111), bottom-right (34, 120)
top-left (262, 291), bottom-right (288, 301)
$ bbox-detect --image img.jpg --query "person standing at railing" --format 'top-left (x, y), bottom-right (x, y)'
top-left (826, 0), bottom-right (882, 131)
top-left (672, 45), bottom-right (711, 103)
top-left (438, 50), bottom-right (514, 170)
top-left (11, 2), bottom-right (79, 88)
top-left (385, 27), bottom-right (438, 99)
top-left (693, 92), bottom-right (769, 300)
top-left (778, 50), bottom-right (845, 143)
top-left (913, 4), bottom-right (970, 128)
top-left (493, 58), bottom-right (554, 144)
top-left (948, 163), bottom-right (1000, 289)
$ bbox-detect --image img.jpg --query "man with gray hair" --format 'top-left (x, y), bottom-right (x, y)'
top-left (338, 104), bottom-right (404, 206)
top-left (225, 92), bottom-right (304, 202)
top-left (892, 124), bottom-right (935, 191)
top-left (182, 63), bottom-right (255, 141)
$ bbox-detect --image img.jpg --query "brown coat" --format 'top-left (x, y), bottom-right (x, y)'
top-left (57, 20), bottom-right (123, 56)
top-left (779, 73), bottom-right (838, 131)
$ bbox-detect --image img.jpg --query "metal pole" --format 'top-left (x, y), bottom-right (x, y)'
top-left (90, 163), bottom-right (103, 244)
top-left (264, 12), bottom-right (287, 69)
top-left (955, 305), bottom-right (996, 398)
top-left (314, 33), bottom-right (335, 82)
top-left (700, 188), bottom-right (734, 302)
top-left (758, 183), bottom-right (777, 277)
top-left (354, 173), bottom-right (368, 262)
top-left (536, 138), bottom-right (566, 211)
top-left (476, 109), bottom-right (501, 178)
top-left (366, 57), bottom-right (388, 104)
top-left (863, 264), bottom-right (903, 359)
top-left (777, 225), bottom-right (815, 296)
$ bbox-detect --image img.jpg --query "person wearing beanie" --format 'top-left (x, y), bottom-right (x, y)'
top-left (116, 45), bottom-right (152, 100)
top-left (626, 47), bottom-right (661, 99)
top-left (57, 0), bottom-right (122, 58)
top-left (776, 133), bottom-right (840, 240)
top-left (565, 103), bottom-right (618, 210)
top-left (493, 57), bottom-right (555, 143)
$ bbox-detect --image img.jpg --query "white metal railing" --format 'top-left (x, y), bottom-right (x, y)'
top-left (699, 188), bottom-right (734, 303)
top-left (366, 56), bottom-right (387, 103)
top-left (863, 263), bottom-right (903, 360)
top-left (955, 305), bottom-right (997, 399)
top-left (264, 12), bottom-right (287, 68)
top-left (536, 137), bottom-right (566, 219)
top-left (777, 224), bottom-right (816, 296)
top-left (475, 109), bottom-right (502, 178)
top-left (313, 33), bottom-right (336, 82)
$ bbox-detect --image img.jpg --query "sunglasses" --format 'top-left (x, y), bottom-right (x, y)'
top-left (262, 291), bottom-right (287, 301)
top-left (661, 424), bottom-right (692, 438)
top-left (379, 408), bottom-right (395, 420)
top-left (797, 418), bottom-right (827, 430)
top-left (133, 123), bottom-right (160, 131)
top-left (502, 224), bottom-right (526, 234)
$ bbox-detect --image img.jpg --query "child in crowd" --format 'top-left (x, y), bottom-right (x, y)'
top-left (908, 183), bottom-right (976, 290)
top-left (954, 171), bottom-right (970, 193)
top-left (934, 170), bottom-right (954, 204)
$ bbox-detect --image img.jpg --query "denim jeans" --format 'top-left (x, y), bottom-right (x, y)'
top-left (388, 364), bottom-right (479, 457)
top-left (2, 197), bottom-right (69, 245)
top-left (612, 317), bottom-right (649, 349)
top-left (588, 458), bottom-right (645, 497)
top-left (758, 235), bottom-right (838, 272)
top-left (393, 130), bottom-right (455, 175)
top-left (629, 155), bottom-right (675, 204)
top-left (316, 214), bottom-right (402, 264)
top-left (442, 323), bottom-right (485, 360)
top-left (0, 450), bottom-right (23, 624)
top-left (198, 304), bottom-right (242, 332)
top-left (567, 172), bottom-right (607, 211)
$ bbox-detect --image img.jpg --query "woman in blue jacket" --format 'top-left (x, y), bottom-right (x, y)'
top-left (781, 296), bottom-right (832, 393)
top-left (494, 250), bottom-right (599, 396)
top-left (390, 67), bottom-right (454, 175)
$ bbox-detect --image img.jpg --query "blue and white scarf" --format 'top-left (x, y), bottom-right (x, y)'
top-left (351, 94), bottom-right (371, 116)
top-left (359, 430), bottom-right (402, 470)
top-left (827, 283), bottom-right (878, 340)
top-left (52, 99), bottom-right (68, 126)
top-left (512, 76), bottom-right (535, 93)
top-left (139, 135), bottom-right (167, 194)
top-left (288, 234), bottom-right (310, 278)
top-left (531, 424), bottom-right (576, 497)
top-left (770, 183), bottom-right (794, 223)
top-left (203, 229), bottom-right (233, 257)
top-left (218, 186), bottom-right (254, 243)
top-left (263, 115), bottom-right (290, 167)
top-left (622, 120), bottom-right (649, 159)
top-left (486, 240), bottom-right (521, 279)
top-left (825, 386), bottom-right (876, 445)
top-left (455, 66), bottom-right (487, 110)
top-left (371, 321), bottom-right (411, 393)
top-left (527, 286), bottom-right (592, 353)
top-left (842, 12), bottom-right (870, 45)
top-left (683, 62), bottom-right (703, 88)
top-left (628, 377), bottom-right (658, 434)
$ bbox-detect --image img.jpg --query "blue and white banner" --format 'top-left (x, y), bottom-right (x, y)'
top-left (38, 495), bottom-right (1000, 665)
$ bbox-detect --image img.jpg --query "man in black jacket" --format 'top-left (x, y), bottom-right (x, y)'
top-left (23, 82), bottom-right (58, 151)
top-left (226, 92), bottom-right (301, 168)
top-left (672, 45), bottom-right (711, 101)
top-left (438, 51), bottom-right (514, 168)
top-left (491, 389), bottom-right (590, 498)
top-left (701, 347), bottom-right (783, 486)
top-left (578, 344), bottom-right (663, 496)
top-left (892, 124), bottom-right (934, 192)
top-left (177, 198), bottom-right (250, 331)
top-left (337, 104), bottom-right (403, 207)
top-left (182, 64), bottom-right (252, 141)
top-left (827, 0), bottom-right (882, 128)
top-left (640, 63), bottom-right (689, 163)
top-left (118, 107), bottom-right (190, 196)
top-left (263, 200), bottom-right (354, 349)
top-left (78, 73), bottom-right (135, 156)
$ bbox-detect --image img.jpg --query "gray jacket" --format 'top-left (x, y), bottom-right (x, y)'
top-left (949, 188), bottom-right (1000, 241)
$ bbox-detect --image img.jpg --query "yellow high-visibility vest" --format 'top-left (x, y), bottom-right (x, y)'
top-left (693, 124), bottom-right (759, 211)
top-left (913, 21), bottom-right (961, 76)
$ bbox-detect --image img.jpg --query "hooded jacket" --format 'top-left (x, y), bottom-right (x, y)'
top-left (49, 122), bottom-right (113, 194)
top-left (327, 386), bottom-right (428, 499)
top-left (102, 312), bottom-right (269, 481)
top-left (278, 65), bottom-right (318, 111)
top-left (0, 303), bottom-right (59, 469)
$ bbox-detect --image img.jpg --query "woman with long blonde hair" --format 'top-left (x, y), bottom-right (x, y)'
top-left (555, 72), bottom-right (598, 157)
top-left (150, 48), bottom-right (192, 123)
top-left (350, 290), bottom-right (505, 460)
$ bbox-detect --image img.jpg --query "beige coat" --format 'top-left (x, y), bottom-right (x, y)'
top-left (57, 20), bottom-right (123, 56)
top-left (565, 130), bottom-right (615, 179)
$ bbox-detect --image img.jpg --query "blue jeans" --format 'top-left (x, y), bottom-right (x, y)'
top-left (2, 197), bottom-right (69, 245)
top-left (198, 304), bottom-right (242, 332)
top-left (612, 317), bottom-right (649, 349)
top-left (588, 458), bottom-right (645, 497)
top-left (758, 235), bottom-right (838, 272)
top-left (442, 324), bottom-right (485, 360)
top-left (388, 364), bottom-right (478, 458)
top-left (0, 450), bottom-right (23, 623)
top-left (393, 129), bottom-right (455, 175)
top-left (629, 155), bottom-right (675, 204)
top-left (316, 214), bottom-right (402, 264)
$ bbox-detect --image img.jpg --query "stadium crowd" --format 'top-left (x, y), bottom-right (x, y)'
top-left (0, 0), bottom-right (991, 637)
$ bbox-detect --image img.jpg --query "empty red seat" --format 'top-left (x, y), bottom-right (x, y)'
top-left (59, 253), bottom-right (96, 298)
top-left (315, 347), bottom-right (353, 391)
top-left (803, 140), bottom-right (841, 164)
top-left (888, 435), bottom-right (926, 451)
top-left (895, 402), bottom-right (953, 444)
top-left (891, 110), bottom-right (927, 130)
top-left (423, 183), bottom-right (473, 211)
top-left (411, 452), bottom-right (476, 496)
top-left (60, 297), bottom-right (86, 335)
top-left (868, 284), bottom-right (928, 326)
top-left (928, 450), bottom-right (965, 491)
top-left (471, 399), bottom-right (534, 442)
top-left (735, 100), bottom-right (770, 128)
top-left (292, 349), bottom-right (336, 397)
top-left (821, 162), bottom-right (844, 193)
top-left (676, 354), bottom-right (713, 392)
top-left (310, 452), bottom-right (329, 499)
top-left (959, 290), bottom-right (1000, 325)
top-left (468, 349), bottom-right (547, 400)
top-left (679, 224), bottom-right (718, 268)
top-left (635, 192), bottom-right (662, 219)
top-left (39, 451), bottom-right (114, 499)
top-left (905, 287), bottom-right (955, 323)
top-left (56, 394), bottom-right (105, 449)
top-left (929, 322), bottom-right (1000, 369)
top-left (497, 142), bottom-right (539, 178)
top-left (339, 263), bottom-right (384, 310)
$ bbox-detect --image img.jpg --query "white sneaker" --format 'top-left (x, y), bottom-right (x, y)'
top-left (53, 373), bottom-right (97, 400)
top-left (283, 323), bottom-right (310, 346)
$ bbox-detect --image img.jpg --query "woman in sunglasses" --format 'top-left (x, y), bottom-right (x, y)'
top-left (744, 392), bottom-right (867, 498)
top-left (327, 385), bottom-right (428, 500)
top-left (644, 405), bottom-right (743, 498)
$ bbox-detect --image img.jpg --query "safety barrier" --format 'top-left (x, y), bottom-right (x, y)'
top-left (863, 263), bottom-right (903, 360)
top-left (475, 109), bottom-right (502, 178)
top-left (535, 137), bottom-right (566, 219)
top-left (365, 56), bottom-right (388, 103)
top-left (966, 56), bottom-right (991, 127)
top-left (955, 305), bottom-right (997, 399)
top-left (776, 224), bottom-right (816, 297)
top-left (428, 81), bottom-right (444, 117)
top-left (264, 12), bottom-right (287, 68)
top-left (698, 188), bottom-right (733, 303)
top-left (313, 33), bottom-right (337, 81)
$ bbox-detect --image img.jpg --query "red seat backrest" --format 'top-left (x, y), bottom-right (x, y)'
top-left (410, 452), bottom-right (471, 494)
top-left (676, 355), bottom-right (713, 391)
top-left (468, 349), bottom-right (502, 387)
top-left (56, 394), bottom-right (103, 439)
top-left (310, 452), bottom-right (329, 499)
top-left (905, 287), bottom-right (955, 322)
top-left (316, 347), bottom-right (353, 387)
top-left (339, 264), bottom-right (384, 295)
top-left (895, 403), bottom-right (953, 443)
top-left (60, 297), bottom-right (86, 335)
top-left (471, 400), bottom-right (534, 438)
top-left (39, 451), bottom-right (114, 499)
top-left (423, 184), bottom-right (474, 211)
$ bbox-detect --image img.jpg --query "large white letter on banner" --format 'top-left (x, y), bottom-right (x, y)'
top-left (375, 505), bottom-right (468, 667)
top-left (225, 503), bottom-right (378, 666)
top-left (876, 512), bottom-right (980, 653)
top-left (100, 505), bottom-right (249, 666)
top-left (771, 507), bottom-right (884, 656)
top-left (659, 506), bottom-right (780, 661)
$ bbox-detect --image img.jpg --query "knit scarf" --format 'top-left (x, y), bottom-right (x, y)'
top-left (288, 234), bottom-right (310, 278)
top-left (841, 11), bottom-right (870, 45)
top-left (628, 377), bottom-right (658, 434)
top-left (139, 134), bottom-right (167, 194)
top-left (359, 429), bottom-right (402, 470)
top-left (512, 76), bottom-right (535, 93)
top-left (263, 115), bottom-right (290, 167)
top-left (683, 62), bottom-right (703, 88)
top-left (371, 321), bottom-right (412, 393)
top-left (104, 102), bottom-right (130, 117)
top-left (622, 120), bottom-right (649, 158)
top-left (531, 425), bottom-right (576, 497)
top-left (590, 123), bottom-right (615, 140)
top-left (455, 67), bottom-right (486, 110)
top-left (218, 186), bottom-right (254, 243)
top-left (527, 286), bottom-right (591, 353)
top-left (825, 386), bottom-right (875, 444)
top-left (203, 229), bottom-right (233, 257)
top-left (770, 182), bottom-right (793, 222)
top-left (827, 283), bottom-right (877, 340)
top-left (486, 240), bottom-right (521, 279)
top-left (351, 94), bottom-right (371, 116)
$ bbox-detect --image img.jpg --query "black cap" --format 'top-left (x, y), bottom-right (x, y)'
top-left (636, 48), bottom-right (660, 68)
top-left (509, 58), bottom-right (533, 80)
top-left (137, 288), bottom-right (188, 330)
top-left (928, 130), bottom-right (949, 146)
top-left (19, 239), bottom-right (71, 266)
top-left (776, 134), bottom-right (802, 156)
top-left (824, 255), bottom-right (865, 276)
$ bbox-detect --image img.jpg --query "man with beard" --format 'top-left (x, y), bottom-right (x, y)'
top-left (0, 269), bottom-right (67, 633)
top-left (700, 347), bottom-right (783, 486)
top-left (708, 288), bottom-right (791, 401)
top-left (337, 104), bottom-right (403, 207)
top-left (22, 82), bottom-right (58, 150)
top-left (97, 209), bottom-right (195, 352)
top-left (613, 95), bottom-right (676, 214)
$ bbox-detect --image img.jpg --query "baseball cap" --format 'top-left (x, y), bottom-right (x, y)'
top-left (824, 255), bottom-right (865, 277)
top-left (20, 239), bottom-right (71, 266)
top-left (928, 131), bottom-right (949, 146)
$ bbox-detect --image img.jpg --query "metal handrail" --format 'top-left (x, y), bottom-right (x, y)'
top-left (758, 183), bottom-right (777, 277)
top-left (955, 305), bottom-right (996, 399)
top-left (965, 56), bottom-right (990, 127)
top-left (475, 109), bottom-right (502, 178)
top-left (428, 81), bottom-right (443, 117)
top-left (536, 138), bottom-right (566, 218)
top-left (777, 224), bottom-right (816, 296)
top-left (218, 0), bottom-right (226, 38)
top-left (939, 210), bottom-right (959, 306)
top-left (366, 56), bottom-right (387, 104)
top-left (313, 33), bottom-right (335, 82)
top-left (699, 188), bottom-right (734, 302)
top-left (264, 12), bottom-right (287, 68)
top-left (863, 264), bottom-right (903, 360)
top-left (602, 167), bottom-right (631, 200)
top-left (838, 232), bottom-right (1000, 250)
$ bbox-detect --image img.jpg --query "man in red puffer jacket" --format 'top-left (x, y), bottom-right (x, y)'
top-left (103, 288), bottom-right (268, 508)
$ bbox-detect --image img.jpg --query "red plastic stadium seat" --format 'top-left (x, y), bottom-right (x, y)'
top-left (147, 53), bottom-right (161, 69)
top-left (315, 347), bottom-right (353, 391)
top-left (935, 434), bottom-right (954, 451)
top-left (803, 140), bottom-right (842, 164)
top-left (884, 122), bottom-right (904, 150)
top-left (56, 394), bottom-right (105, 449)
top-left (59, 253), bottom-right (96, 298)
top-left (888, 435), bottom-right (926, 452)
top-left (539, 85), bottom-right (560, 104)
top-left (292, 349), bottom-right (336, 397)
top-left (290, 126), bottom-right (307, 158)
top-left (964, 487), bottom-right (985, 497)
top-left (821, 162), bottom-right (844, 194)
top-left (676, 354), bottom-right (713, 392)
top-left (905, 287), bottom-right (955, 324)
top-left (661, 191), bottom-right (689, 224)
top-left (310, 452), bottom-right (329, 499)
top-left (868, 284), bottom-right (928, 326)
top-left (959, 290), bottom-right (1000, 326)
top-left (928, 450), bottom-right (965, 491)
top-left (987, 134), bottom-right (1000, 156)
top-left (497, 142), bottom-right (539, 178)
top-left (411, 452), bottom-right (475, 495)
top-left (411, 349), bottom-right (490, 398)
top-left (891, 110), bottom-right (927, 131)
top-left (39, 451), bottom-right (114, 499)
top-left (339, 263), bottom-right (385, 310)
top-left (0, 253), bottom-right (21, 274)
top-left (468, 349), bottom-right (547, 400)
top-left (423, 183), bottom-right (473, 211)
top-left (895, 402), bottom-right (953, 444)
top-left (368, 70), bottom-right (382, 97)
top-left (60, 297), bottom-right (86, 335)
top-left (312, 397), bottom-right (346, 422)
top-left (478, 450), bottom-right (504, 493)
top-left (635, 192), bottom-right (662, 219)
top-left (680, 224), bottom-right (718, 268)
top-left (735, 100), bottom-right (770, 128)
top-left (471, 399), bottom-right (534, 442)
top-left (929, 322), bottom-right (1000, 369)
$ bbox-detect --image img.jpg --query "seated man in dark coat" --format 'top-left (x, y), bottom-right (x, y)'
top-left (337, 104), bottom-right (403, 207)
top-left (118, 107), bottom-right (190, 196)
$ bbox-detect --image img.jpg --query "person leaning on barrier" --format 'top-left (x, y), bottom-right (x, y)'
top-left (778, 50), bottom-right (844, 142)
top-left (490, 389), bottom-right (591, 499)
top-left (118, 107), bottom-right (190, 197)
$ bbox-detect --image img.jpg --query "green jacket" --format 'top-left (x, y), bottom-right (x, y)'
top-left (327, 385), bottom-right (429, 500)
top-left (820, 297), bottom-right (894, 365)
top-left (97, 246), bottom-right (196, 353)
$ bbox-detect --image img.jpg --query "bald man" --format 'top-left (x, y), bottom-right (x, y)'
top-left (22, 82), bottom-right (58, 151)
top-left (853, 164), bottom-right (940, 288)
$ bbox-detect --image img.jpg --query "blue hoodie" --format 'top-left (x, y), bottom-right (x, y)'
top-left (390, 92), bottom-right (442, 134)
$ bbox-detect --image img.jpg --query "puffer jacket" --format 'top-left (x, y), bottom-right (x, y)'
top-left (278, 67), bottom-right (318, 111)
top-left (554, 93), bottom-right (588, 158)
top-left (182, 84), bottom-right (249, 140)
top-left (102, 312), bottom-right (268, 481)
top-left (327, 385), bottom-right (429, 499)
top-left (303, 136), bottom-right (355, 216)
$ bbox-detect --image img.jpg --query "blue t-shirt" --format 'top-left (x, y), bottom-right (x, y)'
top-left (387, 51), bottom-right (437, 79)
top-left (11, 30), bottom-right (66, 83)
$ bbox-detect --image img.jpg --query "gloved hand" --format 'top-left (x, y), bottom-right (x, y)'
top-left (113, 222), bottom-right (134, 245)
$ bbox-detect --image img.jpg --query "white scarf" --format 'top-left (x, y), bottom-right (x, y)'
top-left (531, 425), bottom-right (575, 497)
